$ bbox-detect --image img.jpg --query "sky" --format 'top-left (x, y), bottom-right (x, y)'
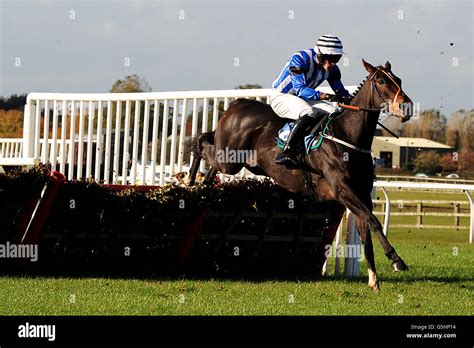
top-left (0, 0), bottom-right (473, 116)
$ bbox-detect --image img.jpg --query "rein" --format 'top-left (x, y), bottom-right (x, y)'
top-left (321, 133), bottom-right (372, 154)
top-left (337, 68), bottom-right (401, 138)
top-left (318, 114), bottom-right (373, 154)
top-left (337, 104), bottom-right (381, 113)
top-left (318, 68), bottom-right (402, 153)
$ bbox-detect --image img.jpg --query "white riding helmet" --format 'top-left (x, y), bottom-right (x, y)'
top-left (315, 34), bottom-right (344, 55)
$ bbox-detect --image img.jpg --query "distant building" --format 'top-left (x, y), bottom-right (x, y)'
top-left (371, 137), bottom-right (453, 168)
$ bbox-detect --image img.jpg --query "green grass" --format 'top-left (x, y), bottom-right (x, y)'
top-left (1, 226), bottom-right (473, 316)
top-left (374, 189), bottom-right (469, 202)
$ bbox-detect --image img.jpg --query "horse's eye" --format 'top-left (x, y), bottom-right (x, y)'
top-left (378, 79), bottom-right (385, 84)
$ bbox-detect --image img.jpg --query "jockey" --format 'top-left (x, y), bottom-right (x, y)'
top-left (271, 34), bottom-right (351, 167)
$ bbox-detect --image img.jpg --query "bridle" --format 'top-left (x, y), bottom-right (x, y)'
top-left (368, 68), bottom-right (403, 116)
top-left (320, 68), bottom-right (404, 153)
top-left (338, 68), bottom-right (403, 116)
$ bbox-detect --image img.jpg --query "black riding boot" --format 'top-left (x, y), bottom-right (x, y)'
top-left (276, 114), bottom-right (316, 166)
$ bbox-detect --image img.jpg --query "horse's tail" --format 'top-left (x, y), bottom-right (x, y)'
top-left (190, 131), bottom-right (215, 156)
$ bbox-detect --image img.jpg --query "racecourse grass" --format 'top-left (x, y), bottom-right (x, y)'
top-left (374, 189), bottom-right (468, 202)
top-left (1, 191), bottom-right (473, 316)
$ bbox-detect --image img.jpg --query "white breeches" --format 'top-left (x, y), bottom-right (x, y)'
top-left (270, 92), bottom-right (340, 120)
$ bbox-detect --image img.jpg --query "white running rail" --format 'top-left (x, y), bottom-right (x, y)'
top-left (21, 89), bottom-right (275, 185)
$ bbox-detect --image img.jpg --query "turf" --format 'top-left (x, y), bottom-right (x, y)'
top-left (1, 226), bottom-right (472, 316)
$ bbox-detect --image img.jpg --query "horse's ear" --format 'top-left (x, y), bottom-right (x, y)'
top-left (362, 59), bottom-right (375, 73)
top-left (385, 61), bottom-right (391, 70)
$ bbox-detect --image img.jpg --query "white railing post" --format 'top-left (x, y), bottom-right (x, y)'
top-left (189, 98), bottom-right (199, 167)
top-left (50, 100), bottom-right (59, 170)
top-left (59, 100), bottom-right (68, 174)
top-left (465, 191), bottom-right (474, 244)
top-left (34, 100), bottom-right (41, 160)
top-left (95, 101), bottom-right (104, 182)
top-left (104, 101), bottom-right (113, 184)
top-left (113, 101), bottom-right (122, 184)
top-left (42, 100), bottom-right (49, 163)
top-left (140, 100), bottom-right (150, 185)
top-left (159, 100), bottom-right (169, 186)
top-left (334, 214), bottom-right (344, 276)
top-left (77, 101), bottom-right (85, 179)
top-left (150, 100), bottom-right (160, 186)
top-left (177, 98), bottom-right (188, 173)
top-left (130, 100), bottom-right (141, 185)
top-left (344, 209), bottom-right (361, 278)
top-left (212, 97), bottom-right (219, 130)
top-left (86, 101), bottom-right (96, 179)
top-left (22, 101), bottom-right (35, 159)
top-left (200, 98), bottom-right (209, 173)
top-left (169, 99), bottom-right (179, 178)
top-left (68, 101), bottom-right (76, 180)
top-left (380, 186), bottom-right (390, 236)
top-left (120, 100), bottom-right (130, 184)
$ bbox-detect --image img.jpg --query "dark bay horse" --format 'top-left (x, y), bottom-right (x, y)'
top-left (188, 59), bottom-right (413, 290)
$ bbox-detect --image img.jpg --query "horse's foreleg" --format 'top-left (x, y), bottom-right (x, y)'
top-left (340, 187), bottom-right (408, 272)
top-left (355, 216), bottom-right (379, 291)
top-left (373, 227), bottom-right (409, 271)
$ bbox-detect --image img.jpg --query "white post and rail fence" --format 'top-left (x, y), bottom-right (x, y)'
top-left (326, 181), bottom-right (474, 278)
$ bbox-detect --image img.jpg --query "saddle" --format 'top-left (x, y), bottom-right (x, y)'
top-left (275, 111), bottom-right (340, 159)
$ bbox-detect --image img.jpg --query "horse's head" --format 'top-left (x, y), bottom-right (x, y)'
top-left (362, 59), bottom-right (413, 123)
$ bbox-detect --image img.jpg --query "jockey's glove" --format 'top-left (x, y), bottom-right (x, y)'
top-left (329, 94), bottom-right (350, 103)
top-left (320, 93), bottom-right (334, 101)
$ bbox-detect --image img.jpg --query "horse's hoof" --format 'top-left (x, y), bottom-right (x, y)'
top-left (369, 281), bottom-right (380, 291)
top-left (183, 174), bottom-right (192, 186)
top-left (392, 259), bottom-right (409, 272)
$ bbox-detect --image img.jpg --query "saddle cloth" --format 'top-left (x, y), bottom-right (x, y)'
top-left (275, 122), bottom-right (323, 155)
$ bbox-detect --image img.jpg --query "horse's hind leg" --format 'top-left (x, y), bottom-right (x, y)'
top-left (205, 144), bottom-right (244, 176)
top-left (187, 154), bottom-right (201, 186)
top-left (374, 224), bottom-right (409, 272)
top-left (187, 131), bottom-right (215, 186)
top-left (203, 167), bottom-right (218, 186)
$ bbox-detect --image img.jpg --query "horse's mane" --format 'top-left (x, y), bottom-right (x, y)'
top-left (347, 65), bottom-right (385, 104)
top-left (345, 76), bottom-right (367, 104)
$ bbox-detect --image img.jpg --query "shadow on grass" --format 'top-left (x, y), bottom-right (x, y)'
top-left (1, 269), bottom-right (472, 287)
